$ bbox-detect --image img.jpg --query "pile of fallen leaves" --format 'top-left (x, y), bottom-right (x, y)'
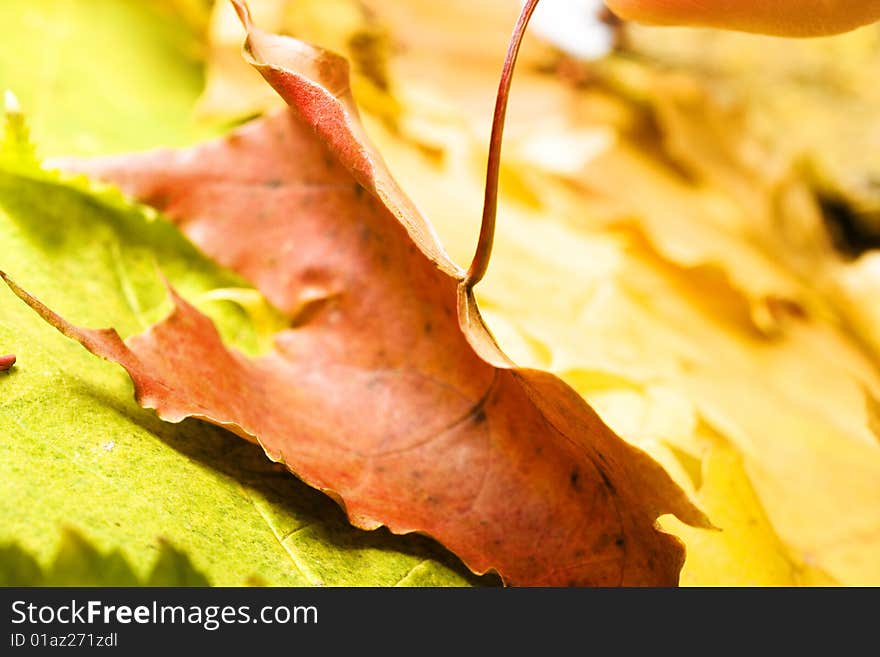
top-left (1, 0), bottom-right (878, 586)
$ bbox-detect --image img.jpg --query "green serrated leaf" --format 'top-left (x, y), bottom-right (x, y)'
top-left (1, 528), bottom-right (209, 586)
top-left (147, 539), bottom-right (212, 587)
top-left (47, 530), bottom-right (141, 587)
top-left (0, 543), bottom-right (43, 586)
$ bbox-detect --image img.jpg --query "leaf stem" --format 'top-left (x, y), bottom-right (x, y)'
top-left (465, 0), bottom-right (541, 288)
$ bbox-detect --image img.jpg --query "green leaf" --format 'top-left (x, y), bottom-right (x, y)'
top-left (0, 528), bottom-right (209, 586)
top-left (0, 543), bottom-right (43, 586)
top-left (0, 0), bottom-right (217, 157)
top-left (0, 104), bottom-right (489, 586)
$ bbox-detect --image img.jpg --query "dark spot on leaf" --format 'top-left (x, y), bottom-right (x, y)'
top-left (353, 184), bottom-right (364, 197)
top-left (615, 537), bottom-right (625, 548)
top-left (570, 469), bottom-right (580, 490)
top-left (265, 179), bottom-right (282, 188)
top-left (472, 408), bottom-right (487, 425)
top-left (424, 321), bottom-right (432, 334)
top-left (598, 466), bottom-right (615, 494)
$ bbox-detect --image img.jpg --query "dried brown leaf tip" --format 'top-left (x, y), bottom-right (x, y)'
top-left (4, 0), bottom-right (711, 585)
top-left (0, 354), bottom-right (14, 371)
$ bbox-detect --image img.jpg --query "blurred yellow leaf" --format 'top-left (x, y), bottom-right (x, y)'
top-left (197, 0), bottom-right (396, 121)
